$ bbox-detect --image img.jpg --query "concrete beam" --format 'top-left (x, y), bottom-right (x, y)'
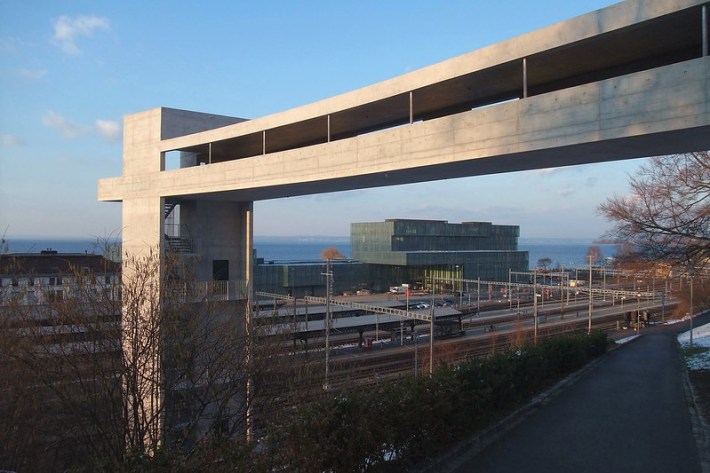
top-left (99, 56), bottom-right (710, 203)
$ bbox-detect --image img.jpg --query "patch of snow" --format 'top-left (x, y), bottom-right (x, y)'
top-left (615, 335), bottom-right (640, 345)
top-left (677, 320), bottom-right (710, 371)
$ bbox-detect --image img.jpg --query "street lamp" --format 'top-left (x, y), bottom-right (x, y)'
top-left (402, 283), bottom-right (410, 346)
top-left (689, 269), bottom-right (695, 347)
top-left (588, 256), bottom-right (593, 334)
top-left (533, 268), bottom-right (539, 344)
top-left (322, 260), bottom-right (333, 390)
top-left (290, 267), bottom-right (296, 333)
top-left (429, 276), bottom-right (435, 376)
top-left (517, 289), bottom-right (520, 313)
top-left (477, 276), bottom-right (481, 314)
top-left (414, 330), bottom-right (419, 377)
top-left (508, 268), bottom-right (512, 311)
top-left (454, 265), bottom-right (460, 306)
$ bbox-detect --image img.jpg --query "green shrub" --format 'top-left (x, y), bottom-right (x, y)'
top-left (275, 331), bottom-right (607, 472)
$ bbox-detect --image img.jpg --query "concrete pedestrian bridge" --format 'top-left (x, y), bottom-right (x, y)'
top-left (99, 0), bottom-right (710, 283)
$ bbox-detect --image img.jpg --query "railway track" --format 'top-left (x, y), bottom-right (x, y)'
top-left (254, 300), bottom-right (674, 415)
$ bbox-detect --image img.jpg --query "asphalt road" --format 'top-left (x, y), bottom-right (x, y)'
top-left (449, 320), bottom-right (705, 473)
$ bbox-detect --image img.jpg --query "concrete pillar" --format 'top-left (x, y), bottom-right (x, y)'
top-left (113, 108), bottom-right (254, 452)
top-left (122, 196), bottom-right (164, 258)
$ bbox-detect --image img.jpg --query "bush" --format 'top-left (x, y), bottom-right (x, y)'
top-left (274, 331), bottom-right (607, 472)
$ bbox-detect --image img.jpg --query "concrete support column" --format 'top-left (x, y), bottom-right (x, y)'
top-left (122, 196), bottom-right (164, 259)
top-left (121, 195), bottom-right (165, 452)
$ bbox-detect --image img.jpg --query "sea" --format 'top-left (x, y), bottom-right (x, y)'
top-left (5, 236), bottom-right (619, 269)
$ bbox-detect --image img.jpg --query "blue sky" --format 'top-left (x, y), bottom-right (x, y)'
top-left (1, 0), bottom-right (646, 241)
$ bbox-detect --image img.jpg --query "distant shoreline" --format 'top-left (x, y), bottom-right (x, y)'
top-left (6, 235), bottom-right (604, 243)
top-left (4, 236), bottom-right (618, 269)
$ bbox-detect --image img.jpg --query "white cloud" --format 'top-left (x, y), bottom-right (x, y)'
top-left (42, 111), bottom-right (121, 142)
top-left (1, 134), bottom-right (26, 146)
top-left (52, 15), bottom-right (109, 55)
top-left (41, 110), bottom-right (85, 138)
top-left (95, 120), bottom-right (121, 142)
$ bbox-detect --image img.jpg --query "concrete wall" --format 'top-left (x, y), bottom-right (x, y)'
top-left (180, 200), bottom-right (252, 283)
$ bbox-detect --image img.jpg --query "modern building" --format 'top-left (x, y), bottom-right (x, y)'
top-left (252, 219), bottom-right (528, 297)
top-left (255, 258), bottom-right (368, 298)
top-left (94, 0), bottom-right (710, 454)
top-left (98, 0), bottom-right (710, 302)
top-left (352, 219), bottom-right (528, 292)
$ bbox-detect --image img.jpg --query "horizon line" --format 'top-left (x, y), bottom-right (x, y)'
top-left (5, 234), bottom-right (613, 242)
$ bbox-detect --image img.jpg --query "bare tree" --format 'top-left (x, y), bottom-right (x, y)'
top-left (0, 301), bottom-right (49, 471)
top-left (598, 151), bottom-right (710, 270)
top-left (0, 249), bottom-right (264, 471)
top-left (0, 260), bottom-right (125, 471)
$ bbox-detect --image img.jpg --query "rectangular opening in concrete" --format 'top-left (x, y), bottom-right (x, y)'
top-left (213, 260), bottom-right (229, 281)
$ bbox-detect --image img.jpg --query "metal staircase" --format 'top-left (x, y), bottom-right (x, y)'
top-left (163, 202), bottom-right (195, 253)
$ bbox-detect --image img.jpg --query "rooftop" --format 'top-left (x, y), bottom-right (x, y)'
top-left (0, 252), bottom-right (120, 276)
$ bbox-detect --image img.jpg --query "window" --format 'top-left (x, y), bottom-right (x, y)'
top-left (48, 290), bottom-right (64, 302)
top-left (49, 277), bottom-right (63, 286)
top-left (213, 260), bottom-right (229, 281)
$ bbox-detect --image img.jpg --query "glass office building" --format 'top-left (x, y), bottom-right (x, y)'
top-left (254, 219), bottom-right (528, 297)
top-left (255, 259), bottom-right (368, 298)
top-left (351, 219), bottom-right (528, 291)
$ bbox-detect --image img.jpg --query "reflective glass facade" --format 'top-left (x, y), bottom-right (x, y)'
top-left (352, 219), bottom-right (528, 290)
top-left (255, 219), bottom-right (528, 296)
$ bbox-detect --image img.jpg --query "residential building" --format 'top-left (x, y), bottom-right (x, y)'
top-left (0, 250), bottom-right (121, 472)
top-left (0, 250), bottom-right (120, 305)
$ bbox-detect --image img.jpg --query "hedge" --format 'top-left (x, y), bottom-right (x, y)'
top-left (272, 330), bottom-right (608, 472)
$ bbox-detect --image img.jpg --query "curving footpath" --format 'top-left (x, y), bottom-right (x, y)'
top-left (439, 315), bottom-right (710, 473)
